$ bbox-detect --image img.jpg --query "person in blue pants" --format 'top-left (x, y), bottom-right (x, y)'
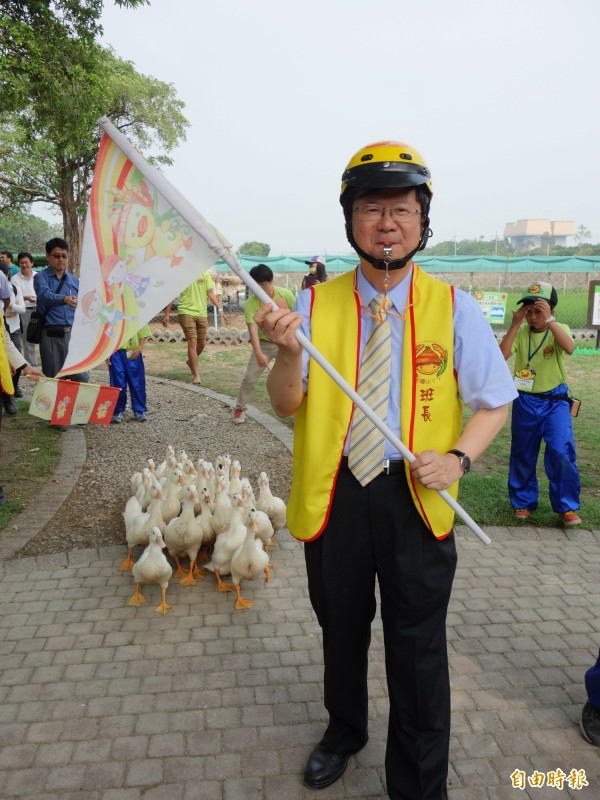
top-left (108, 324), bottom-right (152, 423)
top-left (499, 281), bottom-right (581, 526)
top-left (582, 651), bottom-right (600, 745)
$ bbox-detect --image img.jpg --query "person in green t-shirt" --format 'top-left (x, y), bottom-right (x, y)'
top-left (108, 323), bottom-right (153, 423)
top-left (162, 273), bottom-right (223, 384)
top-left (232, 264), bottom-right (294, 424)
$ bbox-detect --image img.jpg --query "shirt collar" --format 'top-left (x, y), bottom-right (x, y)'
top-left (356, 264), bottom-right (412, 314)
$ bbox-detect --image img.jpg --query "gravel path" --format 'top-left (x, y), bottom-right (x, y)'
top-left (14, 372), bottom-right (293, 558)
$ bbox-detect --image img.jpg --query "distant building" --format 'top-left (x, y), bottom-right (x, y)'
top-left (504, 219), bottom-right (575, 250)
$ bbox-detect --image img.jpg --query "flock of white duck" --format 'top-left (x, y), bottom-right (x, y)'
top-left (120, 446), bottom-right (287, 614)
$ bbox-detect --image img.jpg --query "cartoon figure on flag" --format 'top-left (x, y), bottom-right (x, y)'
top-left (109, 178), bottom-right (192, 268)
top-left (100, 255), bottom-right (163, 309)
top-left (59, 128), bottom-right (225, 377)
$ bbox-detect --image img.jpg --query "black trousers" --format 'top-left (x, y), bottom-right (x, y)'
top-left (304, 465), bottom-right (457, 800)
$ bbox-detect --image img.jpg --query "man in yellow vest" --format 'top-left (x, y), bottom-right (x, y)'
top-left (256, 142), bottom-right (517, 798)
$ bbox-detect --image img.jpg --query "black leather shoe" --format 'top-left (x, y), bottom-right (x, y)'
top-left (13, 387), bottom-right (23, 398)
top-left (303, 744), bottom-right (350, 790)
top-left (3, 396), bottom-right (17, 415)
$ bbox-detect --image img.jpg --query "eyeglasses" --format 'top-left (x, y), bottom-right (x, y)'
top-left (48, 252), bottom-right (68, 259)
top-left (353, 203), bottom-right (422, 223)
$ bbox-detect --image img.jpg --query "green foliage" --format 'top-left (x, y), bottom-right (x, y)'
top-left (0, 1), bottom-right (149, 48)
top-left (0, 209), bottom-right (62, 253)
top-left (238, 241), bottom-right (271, 257)
top-left (424, 236), bottom-right (600, 257)
top-left (423, 237), bottom-right (515, 256)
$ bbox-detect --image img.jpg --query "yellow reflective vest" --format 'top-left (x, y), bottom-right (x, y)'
top-left (287, 266), bottom-right (462, 541)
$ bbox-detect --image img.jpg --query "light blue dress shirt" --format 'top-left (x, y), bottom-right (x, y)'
top-left (33, 267), bottom-right (80, 327)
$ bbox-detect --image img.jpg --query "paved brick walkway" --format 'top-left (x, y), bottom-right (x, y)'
top-left (1, 386), bottom-right (599, 799)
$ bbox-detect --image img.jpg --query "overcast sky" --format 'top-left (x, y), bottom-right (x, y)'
top-left (98, 0), bottom-right (599, 255)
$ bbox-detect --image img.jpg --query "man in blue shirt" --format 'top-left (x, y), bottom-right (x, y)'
top-left (34, 238), bottom-right (89, 387)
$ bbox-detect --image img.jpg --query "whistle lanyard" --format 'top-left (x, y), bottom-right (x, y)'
top-left (527, 328), bottom-right (549, 367)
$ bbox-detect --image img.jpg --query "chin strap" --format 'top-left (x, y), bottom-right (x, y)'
top-left (345, 222), bottom-right (433, 272)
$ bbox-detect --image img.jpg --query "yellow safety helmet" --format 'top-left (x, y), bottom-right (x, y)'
top-left (340, 140), bottom-right (432, 205)
top-left (340, 141), bottom-right (433, 270)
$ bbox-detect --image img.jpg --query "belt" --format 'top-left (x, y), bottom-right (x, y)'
top-left (45, 326), bottom-right (72, 337)
top-left (341, 456), bottom-right (404, 475)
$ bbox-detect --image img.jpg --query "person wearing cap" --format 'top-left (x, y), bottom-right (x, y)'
top-left (255, 141), bottom-right (516, 798)
top-left (581, 650), bottom-right (600, 746)
top-left (499, 281), bottom-right (581, 526)
top-left (302, 256), bottom-right (328, 290)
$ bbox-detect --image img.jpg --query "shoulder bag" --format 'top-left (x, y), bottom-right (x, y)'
top-left (26, 274), bottom-right (67, 344)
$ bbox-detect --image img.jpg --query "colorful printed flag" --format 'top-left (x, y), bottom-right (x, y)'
top-left (59, 126), bottom-right (230, 376)
top-left (50, 380), bottom-right (80, 426)
top-left (29, 378), bottom-right (59, 420)
top-left (29, 379), bottom-right (120, 426)
top-left (90, 384), bottom-right (121, 426)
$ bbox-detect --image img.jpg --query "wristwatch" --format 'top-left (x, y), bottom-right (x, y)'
top-left (447, 449), bottom-right (471, 474)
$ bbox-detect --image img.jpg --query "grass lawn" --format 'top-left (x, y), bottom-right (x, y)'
top-left (0, 400), bottom-right (62, 528)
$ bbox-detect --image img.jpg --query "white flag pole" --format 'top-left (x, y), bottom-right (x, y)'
top-left (97, 117), bottom-right (491, 546)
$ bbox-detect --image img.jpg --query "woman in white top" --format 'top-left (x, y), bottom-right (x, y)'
top-left (10, 251), bottom-right (38, 367)
top-left (2, 281), bottom-right (25, 407)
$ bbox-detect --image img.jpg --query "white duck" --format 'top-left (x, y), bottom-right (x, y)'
top-left (141, 470), bottom-right (162, 512)
top-left (205, 493), bottom-right (247, 592)
top-left (181, 459), bottom-right (198, 487)
top-left (229, 460), bottom-right (243, 498)
top-left (196, 460), bottom-right (216, 500)
top-left (155, 445), bottom-right (175, 480)
top-left (240, 477), bottom-right (257, 511)
top-left (194, 457), bottom-right (206, 486)
top-left (256, 471), bottom-right (287, 534)
top-left (158, 454), bottom-right (178, 487)
top-left (123, 470), bottom-right (151, 530)
top-left (212, 474), bottom-right (232, 538)
top-left (230, 508), bottom-right (270, 610)
top-left (249, 507), bottom-right (274, 550)
top-left (120, 484), bottom-right (166, 571)
top-left (215, 462), bottom-right (230, 495)
top-left (161, 467), bottom-right (185, 524)
top-left (128, 527), bottom-right (174, 614)
top-left (164, 484), bottom-right (206, 586)
top-left (176, 448), bottom-right (189, 468)
top-left (198, 487), bottom-right (215, 545)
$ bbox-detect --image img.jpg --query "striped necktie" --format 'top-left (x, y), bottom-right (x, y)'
top-left (348, 294), bottom-right (392, 486)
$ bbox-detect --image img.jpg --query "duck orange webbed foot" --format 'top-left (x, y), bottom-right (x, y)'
top-left (192, 562), bottom-right (207, 579)
top-left (155, 589), bottom-right (173, 614)
top-left (119, 550), bottom-right (134, 571)
top-left (173, 556), bottom-right (187, 579)
top-left (214, 570), bottom-right (233, 593)
top-left (234, 585), bottom-right (253, 611)
top-left (127, 584), bottom-right (145, 607)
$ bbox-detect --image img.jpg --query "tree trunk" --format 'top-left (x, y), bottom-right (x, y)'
top-left (57, 158), bottom-right (85, 277)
